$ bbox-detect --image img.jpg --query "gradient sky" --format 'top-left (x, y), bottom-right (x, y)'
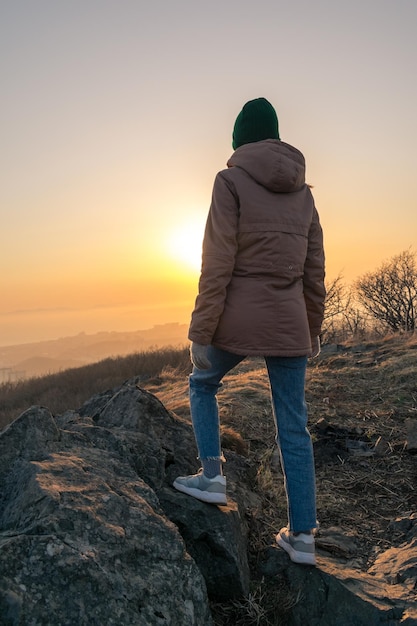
top-left (1, 0), bottom-right (416, 346)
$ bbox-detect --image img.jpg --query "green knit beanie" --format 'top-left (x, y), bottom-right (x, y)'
top-left (232, 97), bottom-right (280, 150)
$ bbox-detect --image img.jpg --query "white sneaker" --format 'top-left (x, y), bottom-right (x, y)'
top-left (173, 470), bottom-right (227, 505)
top-left (276, 527), bottom-right (316, 565)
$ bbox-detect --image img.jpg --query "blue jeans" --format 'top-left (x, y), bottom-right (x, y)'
top-left (189, 345), bottom-right (317, 533)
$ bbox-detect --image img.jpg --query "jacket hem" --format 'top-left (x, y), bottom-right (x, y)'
top-left (212, 341), bottom-right (312, 358)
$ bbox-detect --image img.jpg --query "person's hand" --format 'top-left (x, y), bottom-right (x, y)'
top-left (190, 342), bottom-right (212, 370)
top-left (310, 336), bottom-right (321, 358)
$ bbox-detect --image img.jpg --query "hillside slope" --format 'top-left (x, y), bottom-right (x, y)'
top-left (0, 324), bottom-right (188, 379)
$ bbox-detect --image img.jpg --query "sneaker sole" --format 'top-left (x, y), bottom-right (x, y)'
top-left (276, 534), bottom-right (316, 566)
top-left (173, 480), bottom-right (227, 505)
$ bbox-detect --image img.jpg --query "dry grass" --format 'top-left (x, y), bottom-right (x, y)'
top-left (306, 334), bottom-right (417, 560)
top-left (1, 333), bottom-right (416, 624)
top-left (210, 577), bottom-right (301, 626)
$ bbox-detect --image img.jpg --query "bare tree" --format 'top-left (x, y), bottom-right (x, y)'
top-left (322, 275), bottom-right (370, 342)
top-left (322, 275), bottom-right (348, 341)
top-left (323, 275), bottom-right (347, 323)
top-left (355, 249), bottom-right (417, 332)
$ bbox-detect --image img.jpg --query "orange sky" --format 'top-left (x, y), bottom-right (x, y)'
top-left (1, 1), bottom-right (416, 346)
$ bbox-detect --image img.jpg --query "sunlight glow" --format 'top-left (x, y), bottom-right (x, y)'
top-left (166, 218), bottom-right (205, 273)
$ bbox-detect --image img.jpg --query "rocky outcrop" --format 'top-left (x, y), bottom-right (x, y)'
top-left (0, 377), bottom-right (416, 625)
top-left (0, 381), bottom-right (248, 625)
top-left (260, 521), bottom-right (417, 625)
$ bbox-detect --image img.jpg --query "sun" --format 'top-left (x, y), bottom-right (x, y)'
top-left (166, 218), bottom-right (205, 273)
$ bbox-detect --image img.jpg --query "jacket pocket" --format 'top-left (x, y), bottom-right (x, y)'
top-left (236, 221), bottom-right (308, 275)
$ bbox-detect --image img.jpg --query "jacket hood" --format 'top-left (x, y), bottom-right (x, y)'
top-left (227, 139), bottom-right (306, 193)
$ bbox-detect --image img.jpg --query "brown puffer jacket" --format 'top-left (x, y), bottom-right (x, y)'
top-left (189, 139), bottom-right (326, 356)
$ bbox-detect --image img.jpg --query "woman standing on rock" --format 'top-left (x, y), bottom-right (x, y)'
top-left (173, 97), bottom-right (325, 566)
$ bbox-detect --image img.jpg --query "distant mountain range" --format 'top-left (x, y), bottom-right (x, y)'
top-left (0, 323), bottom-right (188, 381)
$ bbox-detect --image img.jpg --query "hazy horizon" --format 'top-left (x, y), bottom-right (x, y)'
top-left (2, 1), bottom-right (416, 348)
top-left (0, 299), bottom-right (193, 347)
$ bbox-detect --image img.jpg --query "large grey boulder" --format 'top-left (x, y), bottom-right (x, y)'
top-left (77, 381), bottom-right (251, 600)
top-left (0, 401), bottom-right (213, 625)
top-left (0, 380), bottom-right (250, 625)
